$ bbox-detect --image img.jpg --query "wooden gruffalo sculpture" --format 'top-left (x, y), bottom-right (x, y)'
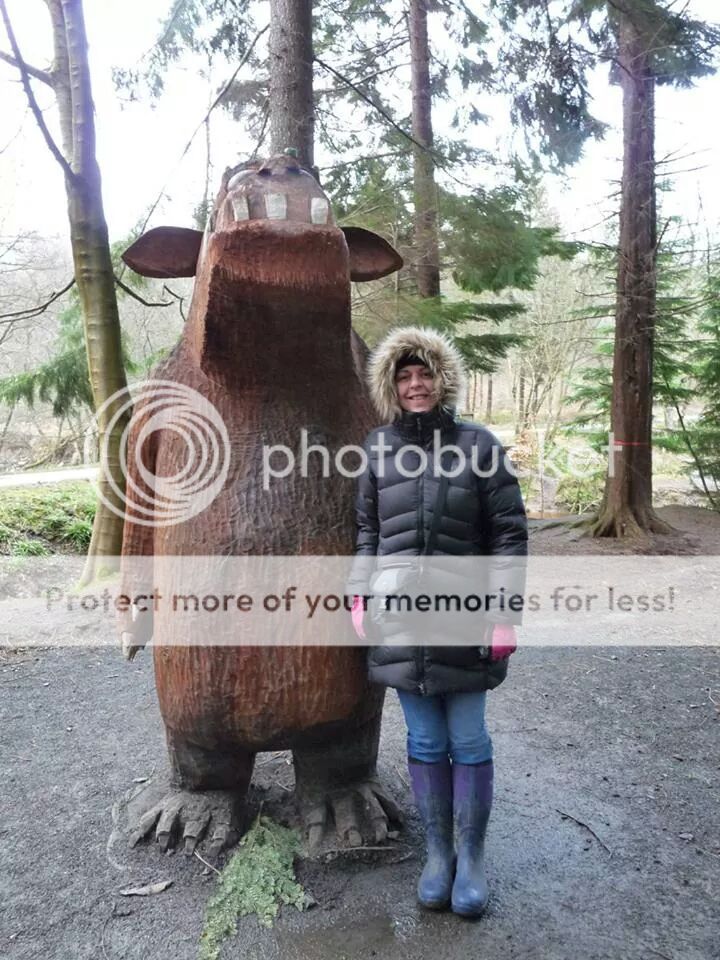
top-left (119, 152), bottom-right (403, 855)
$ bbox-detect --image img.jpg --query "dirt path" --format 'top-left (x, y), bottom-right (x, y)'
top-left (1, 643), bottom-right (718, 960)
top-left (2, 505), bottom-right (720, 959)
top-left (0, 466), bottom-right (98, 489)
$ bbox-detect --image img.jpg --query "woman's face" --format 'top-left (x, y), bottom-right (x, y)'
top-left (395, 364), bottom-right (436, 413)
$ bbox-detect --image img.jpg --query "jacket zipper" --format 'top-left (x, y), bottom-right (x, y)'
top-left (416, 414), bottom-right (426, 694)
top-left (416, 415), bottom-right (425, 548)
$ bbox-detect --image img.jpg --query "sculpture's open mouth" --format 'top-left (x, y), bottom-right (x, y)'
top-left (227, 191), bottom-right (330, 224)
top-left (224, 182), bottom-right (331, 227)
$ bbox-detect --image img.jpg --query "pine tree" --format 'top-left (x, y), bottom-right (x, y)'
top-left (497, 0), bottom-right (720, 536)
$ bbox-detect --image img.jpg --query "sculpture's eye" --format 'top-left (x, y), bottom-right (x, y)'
top-left (227, 169), bottom-right (254, 191)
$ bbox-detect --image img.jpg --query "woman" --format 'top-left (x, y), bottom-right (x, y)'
top-left (348, 326), bottom-right (527, 917)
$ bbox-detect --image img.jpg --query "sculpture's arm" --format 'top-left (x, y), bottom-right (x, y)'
top-left (118, 397), bottom-right (159, 661)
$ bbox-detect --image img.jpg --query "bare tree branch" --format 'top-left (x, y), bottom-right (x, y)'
top-left (313, 54), bottom-right (476, 192)
top-left (0, 0), bottom-right (75, 181)
top-left (114, 275), bottom-right (174, 307)
top-left (162, 284), bottom-right (187, 321)
top-left (0, 278), bottom-right (75, 324)
top-left (314, 55), bottom-right (433, 159)
top-left (118, 22), bottom-right (270, 278)
top-left (0, 49), bottom-right (53, 85)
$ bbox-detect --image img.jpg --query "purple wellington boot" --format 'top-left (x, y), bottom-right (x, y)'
top-left (451, 760), bottom-right (493, 917)
top-left (408, 758), bottom-right (455, 909)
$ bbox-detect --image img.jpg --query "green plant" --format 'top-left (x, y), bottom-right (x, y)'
top-left (9, 538), bottom-right (51, 557)
top-left (555, 470), bottom-right (605, 515)
top-left (198, 816), bottom-right (305, 959)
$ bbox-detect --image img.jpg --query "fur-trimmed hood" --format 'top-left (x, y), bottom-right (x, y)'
top-left (367, 326), bottom-right (465, 423)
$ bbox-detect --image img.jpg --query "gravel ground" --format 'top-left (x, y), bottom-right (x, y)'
top-left (1, 641), bottom-right (718, 960)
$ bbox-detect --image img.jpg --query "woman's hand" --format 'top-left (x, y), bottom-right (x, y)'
top-left (351, 595), bottom-right (366, 639)
top-left (490, 623), bottom-right (517, 661)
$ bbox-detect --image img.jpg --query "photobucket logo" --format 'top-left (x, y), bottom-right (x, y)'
top-left (94, 380), bottom-right (230, 527)
top-left (262, 429), bottom-right (512, 489)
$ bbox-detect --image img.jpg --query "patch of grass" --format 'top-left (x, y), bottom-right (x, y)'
top-left (199, 816), bottom-right (305, 960)
top-left (9, 538), bottom-right (51, 557)
top-left (0, 482), bottom-right (96, 554)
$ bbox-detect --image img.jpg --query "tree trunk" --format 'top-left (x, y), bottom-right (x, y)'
top-left (409, 0), bottom-right (440, 299)
top-left (517, 370), bottom-right (525, 429)
top-left (269, 0), bottom-right (314, 170)
top-left (52, 0), bottom-right (131, 580)
top-left (485, 374), bottom-right (493, 423)
top-left (593, 7), bottom-right (670, 538)
top-left (469, 371), bottom-right (478, 416)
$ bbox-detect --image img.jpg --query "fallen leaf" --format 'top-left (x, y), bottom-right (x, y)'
top-left (120, 880), bottom-right (173, 897)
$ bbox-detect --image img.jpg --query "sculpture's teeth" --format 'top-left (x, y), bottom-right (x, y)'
top-left (311, 197), bottom-right (329, 224)
top-left (265, 193), bottom-right (287, 220)
top-left (231, 195), bottom-right (249, 221)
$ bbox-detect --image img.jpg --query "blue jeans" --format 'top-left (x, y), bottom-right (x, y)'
top-left (397, 690), bottom-right (493, 765)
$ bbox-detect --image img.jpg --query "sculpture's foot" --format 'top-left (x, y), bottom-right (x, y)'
top-left (297, 774), bottom-right (404, 853)
top-left (125, 731), bottom-right (255, 856)
top-left (293, 707), bottom-right (402, 853)
top-left (127, 785), bottom-right (243, 857)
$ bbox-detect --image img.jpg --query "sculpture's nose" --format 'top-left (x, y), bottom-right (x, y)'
top-left (220, 155), bottom-right (333, 228)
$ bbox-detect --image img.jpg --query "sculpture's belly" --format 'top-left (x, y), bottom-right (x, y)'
top-left (145, 387), bottom-right (377, 746)
top-left (153, 645), bottom-right (373, 749)
top-left (152, 396), bottom-right (369, 556)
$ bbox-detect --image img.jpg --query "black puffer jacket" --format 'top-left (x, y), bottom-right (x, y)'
top-left (349, 326), bottom-right (528, 696)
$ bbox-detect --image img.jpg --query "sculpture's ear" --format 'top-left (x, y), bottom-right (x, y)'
top-left (121, 226), bottom-right (204, 278)
top-left (341, 226), bottom-right (403, 282)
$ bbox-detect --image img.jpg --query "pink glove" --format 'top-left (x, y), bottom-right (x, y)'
top-left (351, 596), bottom-right (366, 639)
top-left (490, 623), bottom-right (517, 661)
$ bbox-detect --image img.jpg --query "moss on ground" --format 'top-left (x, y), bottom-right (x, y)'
top-left (198, 816), bottom-right (305, 960)
top-left (0, 482), bottom-right (96, 554)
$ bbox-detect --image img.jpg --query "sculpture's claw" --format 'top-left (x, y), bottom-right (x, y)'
top-left (299, 775), bottom-right (403, 853)
top-left (128, 804), bottom-right (162, 848)
top-left (126, 787), bottom-right (242, 857)
top-left (358, 783), bottom-right (390, 844)
top-left (304, 801), bottom-right (328, 854)
top-left (182, 806), bottom-right (212, 855)
top-left (156, 796), bottom-right (182, 851)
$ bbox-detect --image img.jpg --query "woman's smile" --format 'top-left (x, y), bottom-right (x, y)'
top-left (396, 363), bottom-right (436, 412)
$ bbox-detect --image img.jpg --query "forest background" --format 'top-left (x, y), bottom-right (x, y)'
top-left (1, 0), bottom-right (720, 561)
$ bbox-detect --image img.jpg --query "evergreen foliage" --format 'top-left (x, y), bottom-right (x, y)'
top-left (0, 301), bottom-right (94, 417)
top-left (493, 1), bottom-right (720, 166)
top-left (567, 234), bottom-right (720, 508)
